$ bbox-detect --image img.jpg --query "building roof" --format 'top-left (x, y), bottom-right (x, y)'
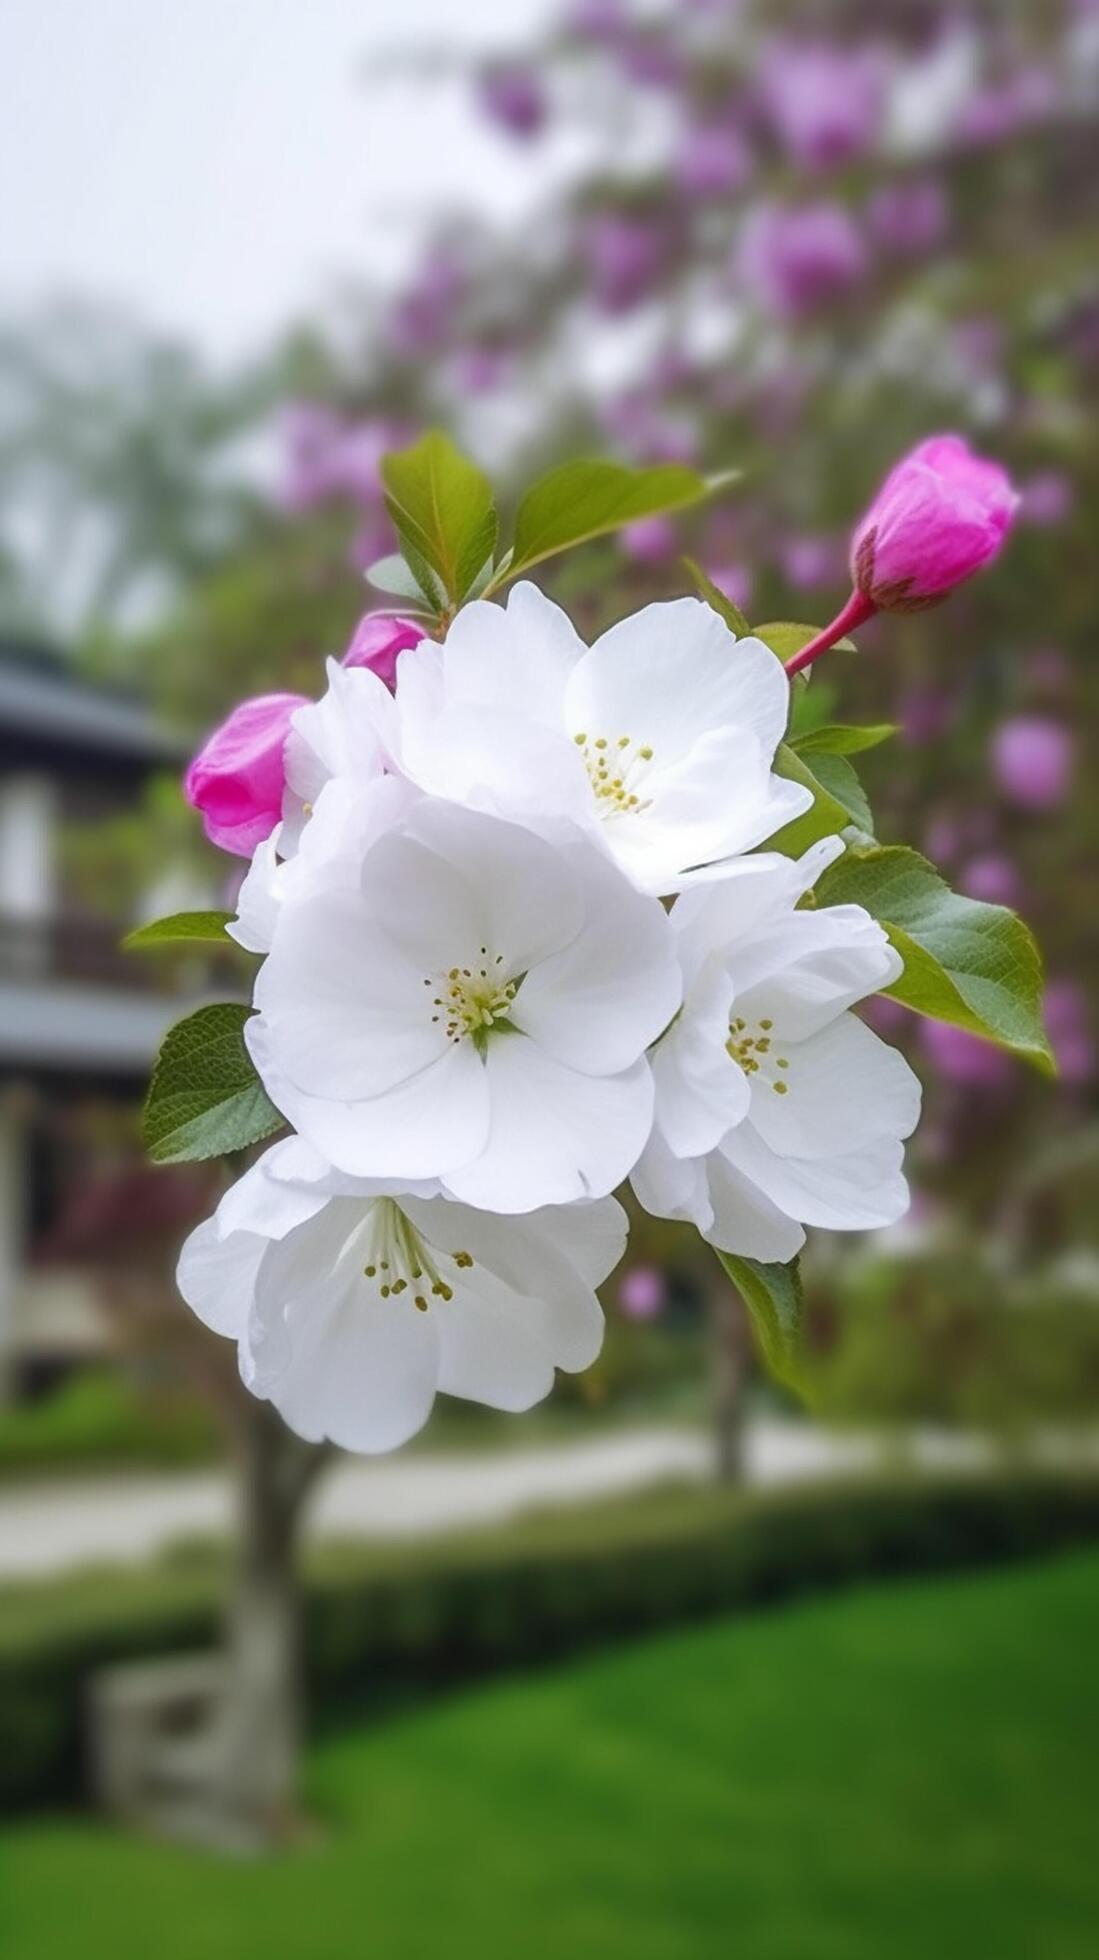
top-left (0, 978), bottom-right (213, 1076)
top-left (0, 643), bottom-right (186, 764)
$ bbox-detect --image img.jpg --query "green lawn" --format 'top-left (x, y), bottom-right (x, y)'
top-left (3, 1551), bottom-right (1098, 1960)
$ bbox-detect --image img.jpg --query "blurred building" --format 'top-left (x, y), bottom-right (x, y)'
top-left (0, 644), bottom-right (215, 1394)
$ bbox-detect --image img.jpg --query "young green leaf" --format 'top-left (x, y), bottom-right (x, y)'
top-left (764, 744), bottom-right (853, 857)
top-left (498, 458), bottom-right (713, 585)
top-left (754, 621), bottom-right (859, 662)
top-left (683, 556), bottom-right (751, 637)
top-left (364, 554), bottom-right (437, 606)
top-left (381, 431), bottom-right (497, 605)
top-left (142, 1004), bottom-right (284, 1164)
top-left (790, 723), bottom-right (898, 757)
top-left (716, 1251), bottom-right (807, 1394)
top-left (816, 843), bottom-right (1053, 1071)
top-left (804, 753), bottom-right (874, 835)
top-left (124, 911), bottom-right (234, 950)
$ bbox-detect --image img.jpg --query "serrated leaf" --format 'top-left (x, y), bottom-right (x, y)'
top-left (502, 458), bottom-right (714, 583)
top-left (764, 744), bottom-right (852, 857)
top-left (381, 431), bottom-right (498, 604)
top-left (755, 621), bottom-right (858, 662)
top-left (124, 911), bottom-right (234, 950)
top-left (142, 1004), bottom-right (284, 1164)
top-left (716, 1251), bottom-right (806, 1393)
top-left (817, 843), bottom-right (1053, 1071)
top-left (790, 723), bottom-right (897, 757)
top-left (683, 556), bottom-right (750, 637)
top-left (805, 753), bottom-right (874, 835)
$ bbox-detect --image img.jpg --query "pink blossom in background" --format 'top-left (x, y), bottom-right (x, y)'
top-left (1045, 981), bottom-right (1096, 1088)
top-left (758, 39), bottom-right (887, 172)
top-left (851, 435), bottom-right (1018, 612)
top-left (565, 0), bottom-right (627, 43)
top-left (479, 65), bottom-right (547, 140)
top-left (1020, 471), bottom-right (1074, 527)
top-left (184, 693), bottom-right (307, 857)
top-left (951, 315), bottom-right (1006, 383)
top-left (861, 994), bottom-right (910, 1040)
top-left (961, 853), bottom-right (1024, 909)
top-left (919, 1018), bottom-right (1015, 1092)
top-left (277, 402), bottom-right (345, 512)
top-left (621, 515), bottom-right (678, 564)
top-left (957, 66), bottom-right (1058, 146)
top-left (387, 253), bottom-right (465, 356)
top-left (867, 178), bottom-right (949, 256)
top-left (781, 533), bottom-right (843, 592)
top-left (584, 214), bottom-right (667, 314)
top-left (704, 562), bottom-right (754, 615)
top-left (673, 122), bottom-right (752, 199)
top-left (452, 346), bottom-right (514, 395)
top-left (991, 716), bottom-right (1073, 812)
top-left (348, 509), bottom-right (395, 575)
top-left (738, 202), bottom-right (867, 320)
top-left (618, 29), bottom-right (682, 89)
top-left (343, 614), bottom-right (426, 692)
top-left (923, 815), bottom-right (961, 865)
top-left (618, 1264), bottom-right (667, 1320)
top-left (900, 686), bottom-right (956, 748)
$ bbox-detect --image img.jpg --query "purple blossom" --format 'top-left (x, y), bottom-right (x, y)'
top-left (992, 716), bottom-right (1074, 812)
top-left (583, 213), bottom-right (667, 314)
top-left (1045, 980), bottom-right (1096, 1087)
top-left (960, 853), bottom-right (1023, 909)
top-left (900, 687), bottom-right (956, 749)
top-left (673, 122), bottom-right (752, 199)
top-left (479, 65), bottom-right (547, 140)
top-left (738, 202), bottom-right (867, 320)
top-left (1020, 471), bottom-right (1074, 527)
top-left (919, 1019), bottom-right (1015, 1092)
top-left (867, 178), bottom-right (949, 256)
top-left (704, 562), bottom-right (754, 615)
top-left (957, 66), bottom-right (1058, 147)
top-left (758, 39), bottom-right (887, 173)
top-left (781, 533), bottom-right (843, 591)
top-left (618, 1264), bottom-right (667, 1321)
top-left (621, 515), bottom-right (677, 563)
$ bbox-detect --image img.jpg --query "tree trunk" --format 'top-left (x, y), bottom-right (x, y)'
top-left (710, 1284), bottom-right (749, 1483)
top-left (216, 1403), bottom-right (328, 1849)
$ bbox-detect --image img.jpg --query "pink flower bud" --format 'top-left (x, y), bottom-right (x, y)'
top-left (342, 613), bottom-right (427, 692)
top-left (184, 694), bottom-right (308, 857)
top-left (851, 435), bottom-right (1018, 613)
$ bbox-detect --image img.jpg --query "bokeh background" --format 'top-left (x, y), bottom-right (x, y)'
top-left (1, 2), bottom-right (1097, 1954)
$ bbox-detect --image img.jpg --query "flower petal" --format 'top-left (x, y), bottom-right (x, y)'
top-left (746, 1012), bottom-right (921, 1162)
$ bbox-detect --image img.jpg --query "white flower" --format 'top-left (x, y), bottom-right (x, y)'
top-left (247, 790), bottom-right (681, 1211)
top-left (632, 840), bottom-right (922, 1262)
top-left (279, 658), bottom-right (396, 855)
top-left (178, 1137), bottom-right (625, 1452)
top-left (381, 583), bottom-right (812, 895)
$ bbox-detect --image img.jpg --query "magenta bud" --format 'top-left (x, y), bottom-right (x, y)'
top-left (851, 435), bottom-right (1018, 614)
top-left (342, 613), bottom-right (427, 692)
top-left (184, 693), bottom-right (308, 857)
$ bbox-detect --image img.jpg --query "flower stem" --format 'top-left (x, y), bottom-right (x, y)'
top-left (784, 589), bottom-right (877, 677)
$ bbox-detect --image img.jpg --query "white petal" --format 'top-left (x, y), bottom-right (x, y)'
top-left (253, 1211), bottom-right (441, 1452)
top-left (730, 908), bottom-right (902, 1042)
top-left (399, 801), bottom-right (585, 973)
top-left (721, 1123), bottom-right (912, 1234)
top-left (443, 581), bottom-right (584, 725)
top-left (567, 603), bottom-right (790, 766)
top-left (255, 887), bottom-right (447, 1100)
top-left (284, 660), bottom-right (391, 804)
top-left (651, 957), bottom-right (750, 1158)
top-left (669, 839), bottom-right (845, 976)
top-left (701, 1152), bottom-right (806, 1263)
top-left (245, 1016), bottom-right (492, 1181)
top-left (746, 1013), bottom-right (922, 1162)
top-left (227, 829), bottom-right (283, 954)
top-left (511, 844), bottom-right (680, 1075)
top-left (442, 1038), bottom-right (654, 1212)
top-left (176, 1217), bottom-right (265, 1338)
top-left (630, 1128), bottom-right (715, 1235)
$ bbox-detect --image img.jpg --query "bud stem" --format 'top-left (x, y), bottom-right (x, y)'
top-left (784, 589), bottom-right (877, 677)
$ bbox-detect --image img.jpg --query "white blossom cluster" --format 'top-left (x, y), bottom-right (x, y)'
top-left (181, 587), bottom-right (920, 1451)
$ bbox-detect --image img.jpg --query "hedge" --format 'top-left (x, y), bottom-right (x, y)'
top-left (4, 1468), bottom-right (1099, 1814)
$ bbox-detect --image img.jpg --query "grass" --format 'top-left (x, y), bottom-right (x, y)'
top-left (2, 1549), bottom-right (1097, 1959)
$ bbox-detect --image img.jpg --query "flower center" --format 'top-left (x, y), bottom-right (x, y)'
top-left (572, 730), bottom-right (655, 817)
top-left (727, 1015), bottom-right (791, 1095)
top-left (425, 950), bottom-right (519, 1049)
top-left (362, 1199), bottom-right (475, 1314)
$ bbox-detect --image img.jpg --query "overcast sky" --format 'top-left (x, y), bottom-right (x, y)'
top-left (1, 0), bottom-right (559, 364)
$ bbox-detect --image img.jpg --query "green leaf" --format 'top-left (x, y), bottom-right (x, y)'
top-left (754, 622), bottom-right (858, 662)
top-left (764, 744), bottom-right (853, 857)
top-left (124, 911), bottom-right (234, 949)
top-left (142, 1004), bottom-right (284, 1165)
top-left (790, 723), bottom-right (897, 757)
top-left (381, 431), bottom-right (498, 604)
top-left (716, 1252), bottom-right (806, 1393)
top-left (502, 458), bottom-right (713, 583)
top-left (683, 556), bottom-right (750, 637)
top-left (364, 554), bottom-right (437, 606)
top-left (804, 753), bottom-right (874, 835)
top-left (816, 843), bottom-right (1053, 1071)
